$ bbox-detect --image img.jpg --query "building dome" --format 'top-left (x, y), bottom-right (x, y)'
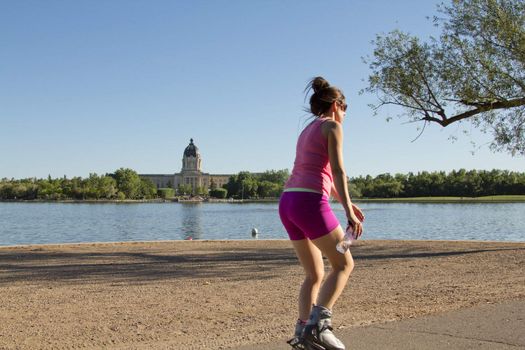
top-left (184, 138), bottom-right (199, 157)
top-left (182, 138), bottom-right (202, 172)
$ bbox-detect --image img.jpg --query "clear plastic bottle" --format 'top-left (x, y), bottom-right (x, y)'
top-left (336, 224), bottom-right (357, 254)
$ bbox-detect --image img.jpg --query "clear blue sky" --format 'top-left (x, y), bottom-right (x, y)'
top-left (1, 0), bottom-right (523, 179)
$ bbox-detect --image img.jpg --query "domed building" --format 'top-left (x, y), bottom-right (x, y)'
top-left (140, 139), bottom-right (231, 195)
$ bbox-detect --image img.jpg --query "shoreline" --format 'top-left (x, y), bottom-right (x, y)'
top-left (2, 237), bottom-right (525, 250)
top-left (1, 195), bottom-right (525, 204)
top-left (0, 239), bottom-right (524, 349)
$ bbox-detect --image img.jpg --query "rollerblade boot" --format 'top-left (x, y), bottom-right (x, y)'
top-left (287, 319), bottom-right (306, 349)
top-left (302, 305), bottom-right (345, 350)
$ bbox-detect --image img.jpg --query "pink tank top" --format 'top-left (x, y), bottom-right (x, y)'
top-left (284, 118), bottom-right (333, 197)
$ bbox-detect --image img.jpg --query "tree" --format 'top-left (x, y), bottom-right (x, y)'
top-left (224, 171), bottom-right (259, 199)
top-left (99, 176), bottom-right (118, 199)
top-left (112, 168), bottom-right (142, 199)
top-left (365, 0), bottom-right (525, 155)
top-left (38, 177), bottom-right (63, 200)
top-left (70, 177), bottom-right (85, 199)
top-left (256, 169), bottom-right (290, 185)
top-left (139, 178), bottom-right (158, 199)
top-left (195, 186), bottom-right (208, 196)
top-left (0, 182), bottom-right (15, 199)
top-left (348, 182), bottom-right (362, 198)
top-left (177, 184), bottom-right (192, 196)
top-left (86, 173), bottom-right (102, 199)
top-left (257, 180), bottom-right (282, 198)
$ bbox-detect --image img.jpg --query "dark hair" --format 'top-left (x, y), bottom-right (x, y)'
top-left (305, 76), bottom-right (345, 117)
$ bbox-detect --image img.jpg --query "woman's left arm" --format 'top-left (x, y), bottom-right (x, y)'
top-left (324, 120), bottom-right (363, 236)
top-left (331, 184), bottom-right (341, 202)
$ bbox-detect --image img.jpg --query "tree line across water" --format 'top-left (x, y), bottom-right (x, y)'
top-left (350, 169), bottom-right (525, 198)
top-left (222, 169), bottom-right (525, 199)
top-left (0, 168), bottom-right (158, 200)
top-left (0, 168), bottom-right (290, 201)
top-left (1, 168), bottom-right (524, 201)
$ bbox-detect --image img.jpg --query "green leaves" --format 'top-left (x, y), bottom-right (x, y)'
top-left (366, 0), bottom-right (525, 155)
top-left (113, 168), bottom-right (142, 199)
top-left (223, 169), bottom-right (289, 199)
top-left (351, 169), bottom-right (525, 198)
top-left (0, 169), bottom-right (157, 201)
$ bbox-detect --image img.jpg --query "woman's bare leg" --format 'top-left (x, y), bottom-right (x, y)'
top-left (291, 238), bottom-right (325, 321)
top-left (311, 225), bottom-right (354, 309)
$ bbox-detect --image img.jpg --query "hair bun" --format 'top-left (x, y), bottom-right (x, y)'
top-left (304, 76), bottom-right (344, 117)
top-left (311, 76), bottom-right (330, 94)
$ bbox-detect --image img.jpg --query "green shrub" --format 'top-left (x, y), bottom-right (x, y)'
top-left (210, 188), bottom-right (227, 199)
top-left (158, 188), bottom-right (175, 199)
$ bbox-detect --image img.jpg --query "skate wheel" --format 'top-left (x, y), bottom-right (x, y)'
top-left (287, 337), bottom-right (306, 349)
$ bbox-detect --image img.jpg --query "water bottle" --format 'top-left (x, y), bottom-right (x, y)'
top-left (336, 223), bottom-right (357, 254)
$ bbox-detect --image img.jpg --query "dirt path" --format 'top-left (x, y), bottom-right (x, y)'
top-left (0, 240), bottom-right (524, 349)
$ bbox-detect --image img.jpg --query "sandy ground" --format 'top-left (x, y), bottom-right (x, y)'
top-left (0, 239), bottom-right (524, 350)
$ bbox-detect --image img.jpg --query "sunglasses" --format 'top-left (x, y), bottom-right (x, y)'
top-left (337, 101), bottom-right (347, 112)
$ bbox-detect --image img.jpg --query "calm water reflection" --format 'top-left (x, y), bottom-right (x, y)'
top-left (0, 202), bottom-right (524, 246)
top-left (180, 203), bottom-right (204, 240)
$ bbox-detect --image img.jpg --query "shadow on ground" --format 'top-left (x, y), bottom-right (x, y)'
top-left (0, 241), bottom-right (523, 285)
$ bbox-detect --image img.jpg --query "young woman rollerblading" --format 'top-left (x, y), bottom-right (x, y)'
top-left (280, 77), bottom-right (363, 350)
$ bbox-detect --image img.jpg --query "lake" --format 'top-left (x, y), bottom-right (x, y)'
top-left (0, 202), bottom-right (524, 246)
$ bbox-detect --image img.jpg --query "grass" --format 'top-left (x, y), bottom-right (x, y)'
top-left (355, 195), bottom-right (525, 203)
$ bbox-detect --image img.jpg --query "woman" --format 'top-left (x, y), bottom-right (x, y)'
top-left (279, 77), bottom-right (363, 350)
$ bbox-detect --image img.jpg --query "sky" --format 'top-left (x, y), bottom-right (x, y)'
top-left (1, 0), bottom-right (523, 180)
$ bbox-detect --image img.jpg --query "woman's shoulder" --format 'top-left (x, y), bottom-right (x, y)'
top-left (320, 119), bottom-right (341, 127)
top-left (320, 119), bottom-right (342, 137)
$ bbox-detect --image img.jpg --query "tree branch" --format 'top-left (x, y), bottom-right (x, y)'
top-left (411, 120), bottom-right (428, 143)
top-left (375, 96), bottom-right (442, 115)
top-left (409, 56), bottom-right (446, 115)
top-left (423, 97), bottom-right (525, 126)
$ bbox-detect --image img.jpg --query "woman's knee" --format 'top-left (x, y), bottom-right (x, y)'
top-left (305, 268), bottom-right (325, 285)
top-left (332, 254), bottom-right (354, 276)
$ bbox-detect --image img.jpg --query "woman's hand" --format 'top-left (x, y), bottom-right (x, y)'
top-left (348, 204), bottom-right (364, 238)
top-left (351, 203), bottom-right (365, 222)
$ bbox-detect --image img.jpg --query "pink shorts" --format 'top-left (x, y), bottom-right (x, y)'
top-left (279, 191), bottom-right (340, 241)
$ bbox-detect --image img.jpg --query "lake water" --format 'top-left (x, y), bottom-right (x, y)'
top-left (0, 202), bottom-right (524, 246)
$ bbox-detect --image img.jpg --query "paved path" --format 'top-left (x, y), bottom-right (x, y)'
top-left (232, 300), bottom-right (525, 349)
